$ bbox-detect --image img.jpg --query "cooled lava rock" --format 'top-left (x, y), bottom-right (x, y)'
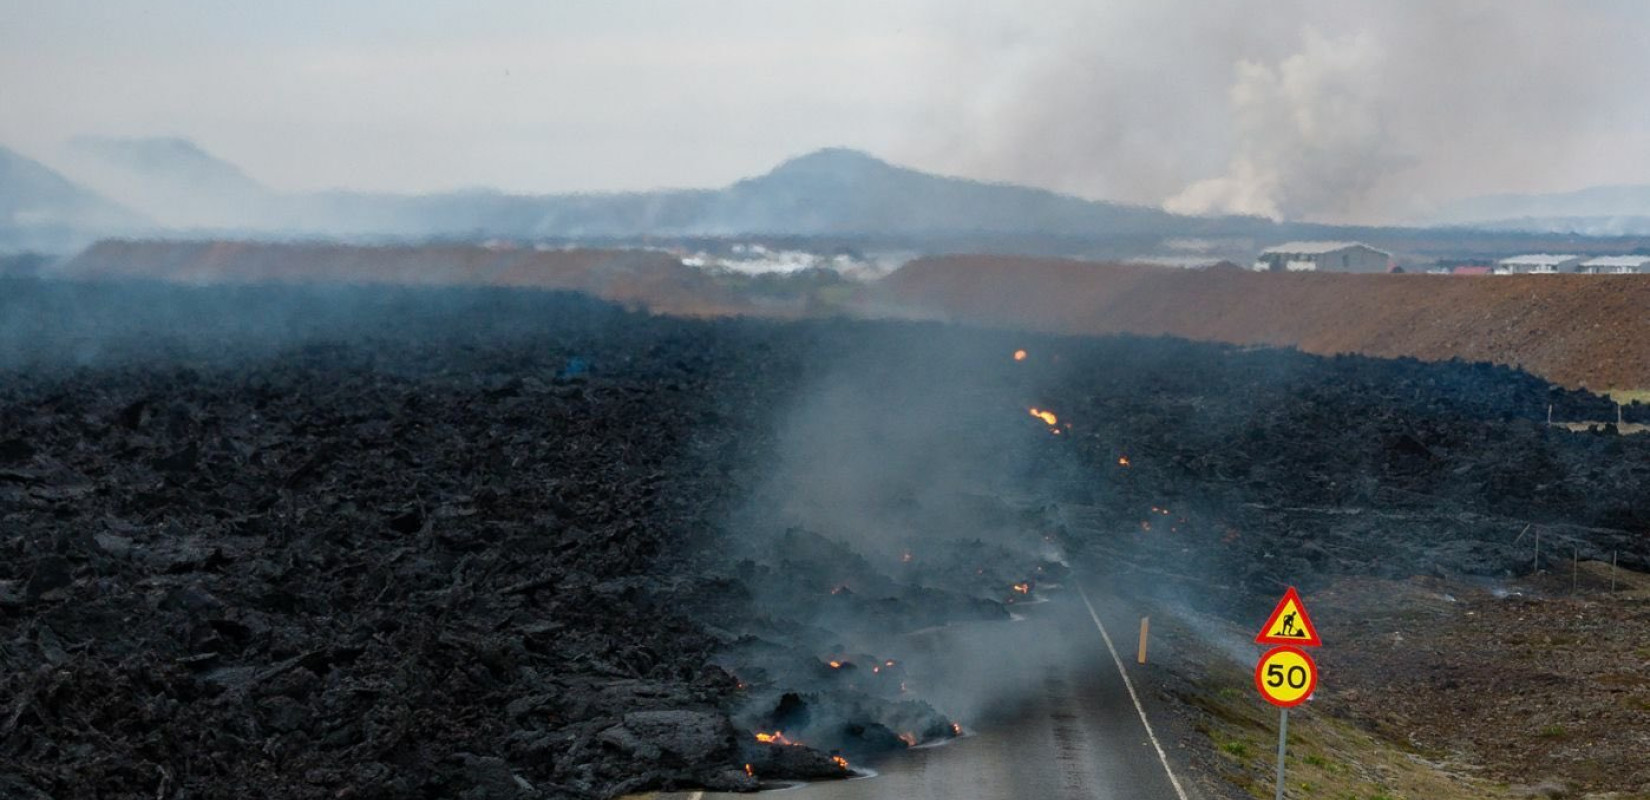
top-left (4, 276), bottom-right (1650, 798)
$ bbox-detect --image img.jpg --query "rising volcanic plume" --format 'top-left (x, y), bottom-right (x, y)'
top-left (912, 0), bottom-right (1650, 224)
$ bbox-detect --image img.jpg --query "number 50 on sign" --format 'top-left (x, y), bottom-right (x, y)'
top-left (1254, 645), bottom-right (1317, 707)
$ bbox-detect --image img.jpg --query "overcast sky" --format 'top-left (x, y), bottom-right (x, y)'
top-left (5, 0), bottom-right (1650, 222)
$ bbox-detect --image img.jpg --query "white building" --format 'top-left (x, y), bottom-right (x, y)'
top-left (1253, 242), bottom-right (1393, 273)
top-left (1496, 254), bottom-right (1583, 274)
top-left (1577, 255), bottom-right (1650, 274)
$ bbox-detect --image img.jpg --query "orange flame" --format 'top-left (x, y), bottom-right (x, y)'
top-left (951, 722), bottom-right (963, 736)
top-left (1028, 408), bottom-right (1058, 426)
top-left (744, 763), bottom-right (755, 777)
top-left (898, 732), bottom-right (918, 747)
top-left (1012, 582), bottom-right (1031, 594)
top-left (1013, 349), bottom-right (1028, 361)
top-left (828, 660), bottom-right (844, 669)
top-left (832, 755), bottom-right (850, 770)
top-left (1118, 455), bottom-right (1131, 467)
top-left (755, 731), bottom-right (799, 746)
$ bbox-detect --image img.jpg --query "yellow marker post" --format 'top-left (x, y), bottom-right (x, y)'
top-left (1137, 617), bottom-right (1150, 664)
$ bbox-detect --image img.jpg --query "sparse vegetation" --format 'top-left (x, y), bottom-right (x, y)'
top-left (1155, 614), bottom-right (1521, 800)
top-left (1607, 389), bottom-right (1650, 406)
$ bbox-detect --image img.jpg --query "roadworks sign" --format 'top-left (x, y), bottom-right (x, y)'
top-left (1254, 586), bottom-right (1321, 647)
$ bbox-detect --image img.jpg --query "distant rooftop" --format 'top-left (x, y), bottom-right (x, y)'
top-left (1499, 254), bottom-right (1582, 266)
top-left (1260, 241), bottom-right (1386, 255)
top-left (1580, 255), bottom-right (1650, 267)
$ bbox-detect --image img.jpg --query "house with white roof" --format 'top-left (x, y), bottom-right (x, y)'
top-left (1577, 255), bottom-right (1650, 274)
top-left (1496, 254), bottom-right (1583, 274)
top-left (1252, 242), bottom-right (1394, 273)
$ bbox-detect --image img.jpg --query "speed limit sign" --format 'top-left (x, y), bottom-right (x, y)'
top-left (1254, 646), bottom-right (1317, 708)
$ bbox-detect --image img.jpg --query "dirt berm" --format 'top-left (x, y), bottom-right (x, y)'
top-left (881, 256), bottom-right (1650, 390)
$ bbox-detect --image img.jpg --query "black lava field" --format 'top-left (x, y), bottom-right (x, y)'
top-left (3, 278), bottom-right (1648, 799)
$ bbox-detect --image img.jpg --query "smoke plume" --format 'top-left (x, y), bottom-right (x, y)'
top-left (913, 0), bottom-right (1650, 224)
top-left (1163, 28), bottom-right (1406, 221)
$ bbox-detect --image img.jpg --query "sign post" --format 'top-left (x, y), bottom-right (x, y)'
top-left (1274, 708), bottom-right (1288, 800)
top-left (1254, 587), bottom-right (1322, 800)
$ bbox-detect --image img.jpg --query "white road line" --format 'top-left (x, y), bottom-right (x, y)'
top-left (1078, 583), bottom-right (1191, 800)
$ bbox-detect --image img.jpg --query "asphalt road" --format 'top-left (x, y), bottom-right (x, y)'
top-left (647, 583), bottom-right (1191, 800)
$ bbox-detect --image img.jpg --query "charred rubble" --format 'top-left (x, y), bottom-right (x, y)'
top-left (3, 277), bottom-right (1650, 798)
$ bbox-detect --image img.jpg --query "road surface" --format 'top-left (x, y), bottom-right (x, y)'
top-left (647, 582), bottom-right (1191, 800)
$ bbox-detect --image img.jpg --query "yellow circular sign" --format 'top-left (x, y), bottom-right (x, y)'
top-left (1255, 646), bottom-right (1317, 708)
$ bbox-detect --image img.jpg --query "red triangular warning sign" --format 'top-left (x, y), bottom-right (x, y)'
top-left (1255, 586), bottom-right (1321, 647)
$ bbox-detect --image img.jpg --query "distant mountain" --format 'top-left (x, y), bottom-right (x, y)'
top-left (0, 145), bottom-right (148, 252)
top-left (690, 147), bottom-right (1185, 236)
top-left (59, 136), bottom-right (281, 229)
top-left (47, 138), bottom-right (1244, 241)
top-left (1447, 215), bottom-right (1650, 237)
top-left (280, 147), bottom-right (1202, 239)
top-left (1430, 184), bottom-right (1650, 234)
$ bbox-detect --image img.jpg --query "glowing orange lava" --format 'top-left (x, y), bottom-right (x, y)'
top-left (898, 732), bottom-right (918, 747)
top-left (744, 763), bottom-right (755, 777)
top-left (832, 755), bottom-right (850, 770)
top-left (1012, 582), bottom-right (1031, 594)
top-left (1028, 408), bottom-right (1058, 426)
top-left (951, 722), bottom-right (963, 736)
top-left (828, 660), bottom-right (843, 669)
top-left (755, 731), bottom-right (799, 746)
top-left (1013, 349), bottom-right (1027, 361)
top-left (1118, 455), bottom-right (1131, 467)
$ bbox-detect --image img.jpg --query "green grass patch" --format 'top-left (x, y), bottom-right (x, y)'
top-left (1607, 389), bottom-right (1650, 405)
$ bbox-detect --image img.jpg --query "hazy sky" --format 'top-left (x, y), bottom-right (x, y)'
top-left (5, 0), bottom-right (1650, 222)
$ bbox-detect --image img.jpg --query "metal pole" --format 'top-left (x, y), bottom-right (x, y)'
top-left (1274, 708), bottom-right (1289, 800)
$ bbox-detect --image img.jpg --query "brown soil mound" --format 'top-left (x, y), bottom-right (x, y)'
top-left (59, 240), bottom-right (748, 317)
top-left (881, 255), bottom-right (1650, 390)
